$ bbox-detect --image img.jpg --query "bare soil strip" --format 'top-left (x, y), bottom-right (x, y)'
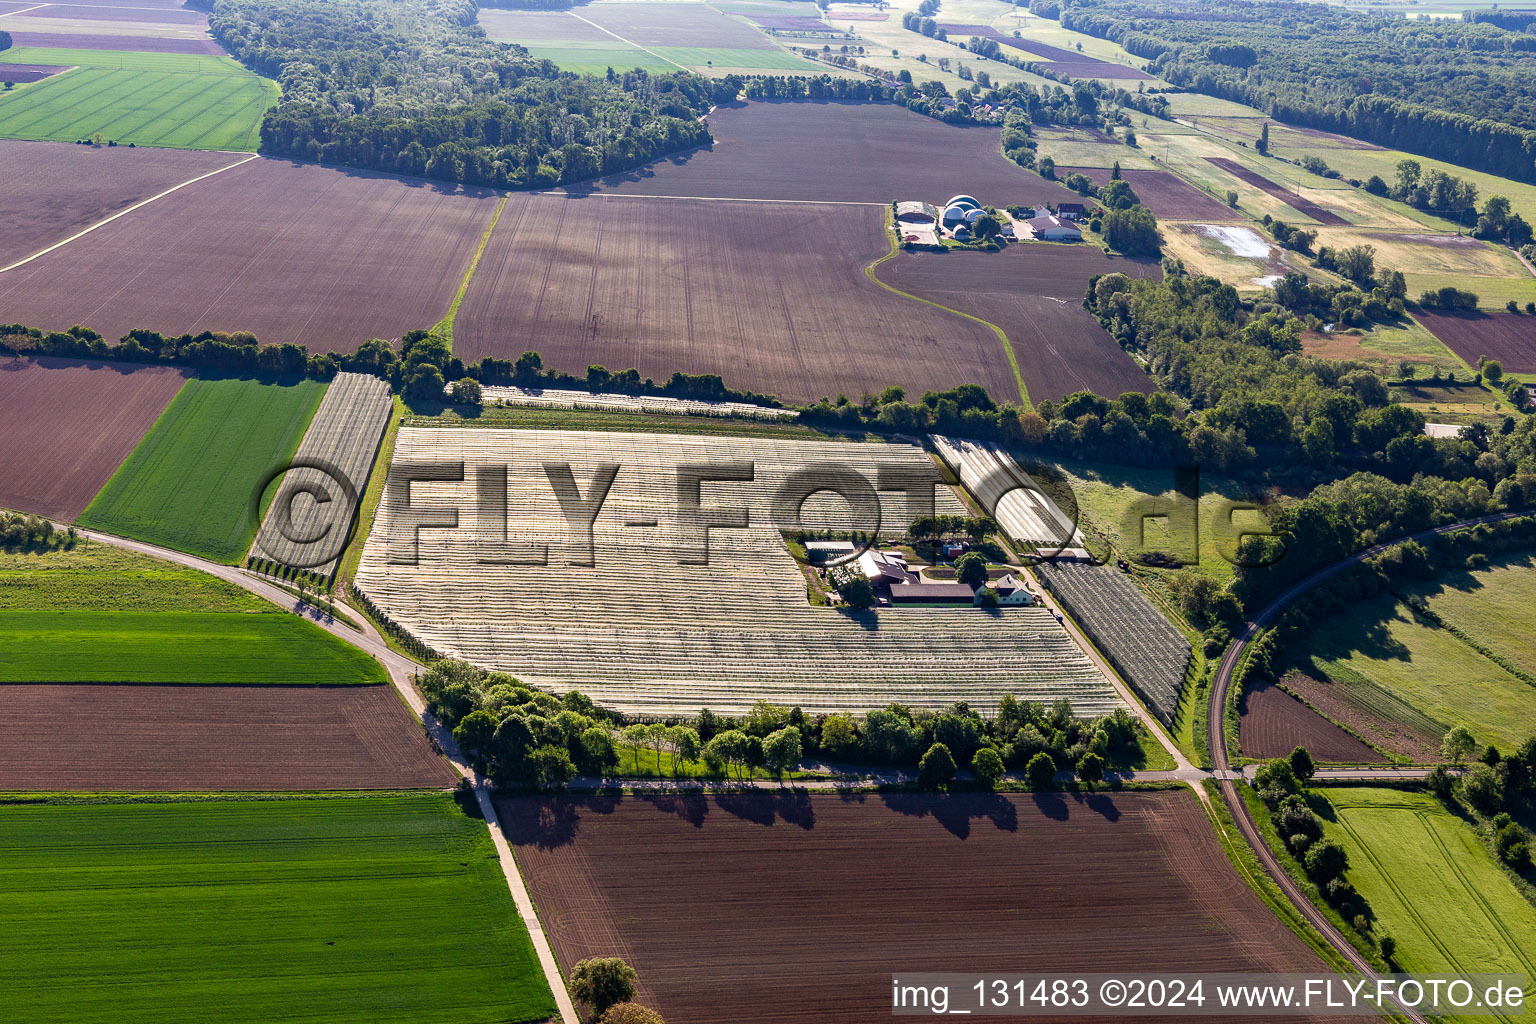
top-left (0, 683), bottom-right (455, 790)
top-left (502, 789), bottom-right (1359, 1024)
top-left (0, 139), bottom-right (241, 267)
top-left (0, 355), bottom-right (189, 520)
top-left (1238, 678), bottom-right (1384, 763)
top-left (1206, 157), bottom-right (1349, 225)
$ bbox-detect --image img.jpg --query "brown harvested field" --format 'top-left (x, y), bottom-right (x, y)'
top-left (0, 139), bottom-right (240, 267)
top-left (1043, 61), bottom-right (1154, 80)
top-left (454, 195), bottom-right (1022, 404)
top-left (583, 1), bottom-right (773, 47)
top-left (1417, 310), bottom-right (1536, 373)
top-left (1205, 157), bottom-right (1349, 225)
top-left (1239, 679), bottom-right (1383, 763)
top-left (0, 64), bottom-right (69, 84)
top-left (1059, 166), bottom-right (1242, 221)
top-left (748, 14), bottom-right (833, 30)
top-left (32, 5), bottom-right (208, 23)
top-left (4, 31), bottom-right (226, 52)
top-left (874, 244), bottom-right (1158, 402)
top-left (567, 100), bottom-right (1084, 206)
top-left (0, 157), bottom-right (499, 350)
top-left (39, 0), bottom-right (188, 8)
top-left (0, 355), bottom-right (188, 520)
top-left (1280, 671), bottom-right (1442, 762)
top-left (0, 684), bottom-right (456, 790)
top-left (476, 8), bottom-right (612, 43)
top-left (502, 789), bottom-right (1359, 1024)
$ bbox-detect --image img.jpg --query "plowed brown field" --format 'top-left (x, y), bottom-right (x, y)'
top-left (0, 355), bottom-right (188, 520)
top-left (567, 100), bottom-right (1084, 206)
top-left (1239, 679), bottom-right (1383, 763)
top-left (0, 140), bottom-right (239, 267)
top-left (1058, 166), bottom-right (1242, 222)
top-left (0, 684), bottom-right (455, 790)
top-left (5, 31), bottom-right (226, 52)
top-left (874, 244), bottom-right (1157, 402)
top-left (502, 790), bottom-right (1358, 1024)
top-left (454, 195), bottom-right (1022, 404)
top-left (1417, 310), bottom-right (1536, 373)
top-left (0, 158), bottom-right (499, 350)
top-left (1205, 158), bottom-right (1348, 225)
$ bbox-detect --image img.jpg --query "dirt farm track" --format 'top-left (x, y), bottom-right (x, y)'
top-left (0, 140), bottom-right (238, 268)
top-left (502, 790), bottom-right (1359, 1024)
top-left (874, 245), bottom-right (1158, 402)
top-left (454, 197), bottom-right (1023, 404)
top-left (0, 684), bottom-right (455, 790)
top-left (0, 157), bottom-right (500, 351)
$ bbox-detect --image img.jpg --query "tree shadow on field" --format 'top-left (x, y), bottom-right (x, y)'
top-left (504, 790), bottom-right (620, 850)
top-left (1031, 792), bottom-right (1070, 822)
top-left (713, 788), bottom-right (816, 830)
top-left (271, 157), bottom-right (502, 199)
top-left (1083, 793), bottom-right (1120, 822)
top-left (636, 789), bottom-right (710, 828)
top-left (560, 133), bottom-right (720, 197)
top-left (880, 791), bottom-right (1019, 839)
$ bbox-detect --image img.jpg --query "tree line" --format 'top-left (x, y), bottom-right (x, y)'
top-left (207, 0), bottom-right (722, 189)
top-left (1033, 0), bottom-right (1536, 184)
top-left (419, 659), bottom-right (1141, 790)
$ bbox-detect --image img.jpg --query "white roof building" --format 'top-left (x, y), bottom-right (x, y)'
top-left (858, 549), bottom-right (916, 585)
top-left (1024, 214), bottom-right (1081, 242)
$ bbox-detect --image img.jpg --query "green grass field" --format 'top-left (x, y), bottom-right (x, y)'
top-left (0, 609), bottom-right (386, 684)
top-left (523, 43), bottom-right (679, 74)
top-left (650, 45), bottom-right (824, 71)
top-left (0, 48), bottom-right (275, 151)
top-left (1322, 788), bottom-right (1536, 1023)
top-left (1302, 592), bottom-right (1536, 749)
top-left (0, 540), bottom-right (266, 612)
top-left (1411, 553), bottom-right (1536, 678)
top-left (1053, 462), bottom-right (1272, 585)
top-left (79, 376), bottom-right (326, 564)
top-left (0, 794), bottom-right (556, 1024)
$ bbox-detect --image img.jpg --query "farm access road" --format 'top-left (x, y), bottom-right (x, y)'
top-left (67, 525), bottom-right (582, 1024)
top-left (1208, 511), bottom-right (1522, 1024)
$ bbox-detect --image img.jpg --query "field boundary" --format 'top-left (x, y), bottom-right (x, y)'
top-left (432, 193), bottom-right (509, 349)
top-left (565, 10), bottom-right (691, 71)
top-left (864, 232), bottom-right (1033, 409)
top-left (0, 151), bottom-right (257, 274)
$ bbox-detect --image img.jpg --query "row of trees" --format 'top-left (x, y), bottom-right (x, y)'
top-left (418, 658), bottom-right (1143, 788)
top-left (0, 512), bottom-right (72, 552)
top-left (1253, 751), bottom-right (1390, 958)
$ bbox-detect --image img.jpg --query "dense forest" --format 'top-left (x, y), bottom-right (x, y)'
top-left (1030, 0), bottom-right (1536, 183)
top-left (206, 0), bottom-right (725, 187)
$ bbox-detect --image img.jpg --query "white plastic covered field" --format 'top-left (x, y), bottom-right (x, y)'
top-left (356, 428), bottom-right (1121, 716)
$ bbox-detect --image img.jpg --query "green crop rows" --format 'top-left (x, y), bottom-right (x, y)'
top-left (0, 541), bottom-right (267, 612)
top-left (79, 376), bottom-right (326, 564)
top-left (0, 49), bottom-right (277, 151)
top-left (0, 794), bottom-right (557, 1024)
top-left (1323, 789), bottom-right (1536, 1023)
top-left (0, 609), bottom-right (385, 684)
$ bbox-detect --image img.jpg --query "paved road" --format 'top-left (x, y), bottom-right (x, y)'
top-left (1207, 512), bottom-right (1519, 1024)
top-left (69, 526), bottom-right (582, 1024)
